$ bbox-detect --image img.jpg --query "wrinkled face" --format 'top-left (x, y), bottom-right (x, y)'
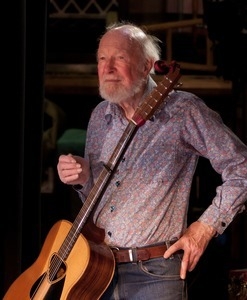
top-left (97, 29), bottom-right (149, 104)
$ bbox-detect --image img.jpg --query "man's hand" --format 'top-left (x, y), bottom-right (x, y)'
top-left (57, 154), bottom-right (90, 186)
top-left (164, 221), bottom-right (217, 279)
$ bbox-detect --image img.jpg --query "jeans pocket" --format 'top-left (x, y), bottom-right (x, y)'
top-left (139, 255), bottom-right (182, 279)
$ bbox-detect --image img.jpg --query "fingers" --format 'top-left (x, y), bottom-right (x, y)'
top-left (164, 245), bottom-right (193, 279)
top-left (163, 237), bottom-right (202, 280)
top-left (180, 253), bottom-right (200, 279)
top-left (57, 154), bottom-right (82, 184)
top-left (60, 168), bottom-right (82, 184)
top-left (180, 257), bottom-right (189, 279)
top-left (164, 242), bottom-right (186, 279)
top-left (163, 243), bottom-right (180, 259)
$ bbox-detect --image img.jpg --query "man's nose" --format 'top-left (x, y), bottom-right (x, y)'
top-left (105, 57), bottom-right (115, 69)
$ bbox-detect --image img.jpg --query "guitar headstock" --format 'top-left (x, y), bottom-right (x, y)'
top-left (132, 60), bottom-right (181, 126)
top-left (154, 60), bottom-right (176, 74)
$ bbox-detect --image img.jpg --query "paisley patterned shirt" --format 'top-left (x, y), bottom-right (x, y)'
top-left (79, 76), bottom-right (247, 248)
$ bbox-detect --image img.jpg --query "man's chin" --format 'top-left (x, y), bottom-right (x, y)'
top-left (100, 89), bottom-right (122, 103)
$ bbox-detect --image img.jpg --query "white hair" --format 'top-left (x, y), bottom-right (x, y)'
top-left (100, 21), bottom-right (162, 74)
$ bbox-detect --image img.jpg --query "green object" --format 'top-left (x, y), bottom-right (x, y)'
top-left (57, 128), bottom-right (87, 156)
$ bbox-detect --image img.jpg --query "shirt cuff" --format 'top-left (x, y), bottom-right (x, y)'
top-left (72, 184), bottom-right (83, 191)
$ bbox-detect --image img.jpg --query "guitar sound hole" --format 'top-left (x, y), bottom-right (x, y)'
top-left (49, 253), bottom-right (67, 282)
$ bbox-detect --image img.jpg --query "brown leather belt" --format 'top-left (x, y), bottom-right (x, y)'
top-left (111, 244), bottom-right (169, 263)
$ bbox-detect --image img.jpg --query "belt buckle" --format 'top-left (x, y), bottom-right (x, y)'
top-left (128, 247), bottom-right (138, 263)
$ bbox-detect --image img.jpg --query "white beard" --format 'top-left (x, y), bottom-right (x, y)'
top-left (99, 76), bottom-right (146, 104)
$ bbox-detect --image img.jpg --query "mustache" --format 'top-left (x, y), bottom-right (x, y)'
top-left (101, 75), bottom-right (122, 81)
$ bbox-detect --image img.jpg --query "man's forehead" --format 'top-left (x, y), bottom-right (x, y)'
top-left (99, 31), bottom-right (134, 50)
top-left (99, 29), bottom-right (138, 49)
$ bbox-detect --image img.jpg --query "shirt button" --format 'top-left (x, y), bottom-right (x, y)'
top-left (107, 231), bottom-right (112, 237)
top-left (221, 222), bottom-right (226, 227)
top-left (115, 181), bottom-right (120, 187)
top-left (110, 206), bottom-right (115, 212)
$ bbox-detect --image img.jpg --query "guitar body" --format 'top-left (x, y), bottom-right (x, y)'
top-left (4, 220), bottom-right (115, 300)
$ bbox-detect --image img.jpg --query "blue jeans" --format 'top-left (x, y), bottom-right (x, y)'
top-left (101, 253), bottom-right (187, 300)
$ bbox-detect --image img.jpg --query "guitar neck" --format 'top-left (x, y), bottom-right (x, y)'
top-left (59, 121), bottom-right (138, 258)
top-left (132, 63), bottom-right (181, 125)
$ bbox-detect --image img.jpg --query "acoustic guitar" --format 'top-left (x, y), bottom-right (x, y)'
top-left (4, 60), bottom-right (181, 300)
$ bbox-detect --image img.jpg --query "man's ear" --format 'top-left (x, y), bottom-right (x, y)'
top-left (143, 59), bottom-right (153, 75)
